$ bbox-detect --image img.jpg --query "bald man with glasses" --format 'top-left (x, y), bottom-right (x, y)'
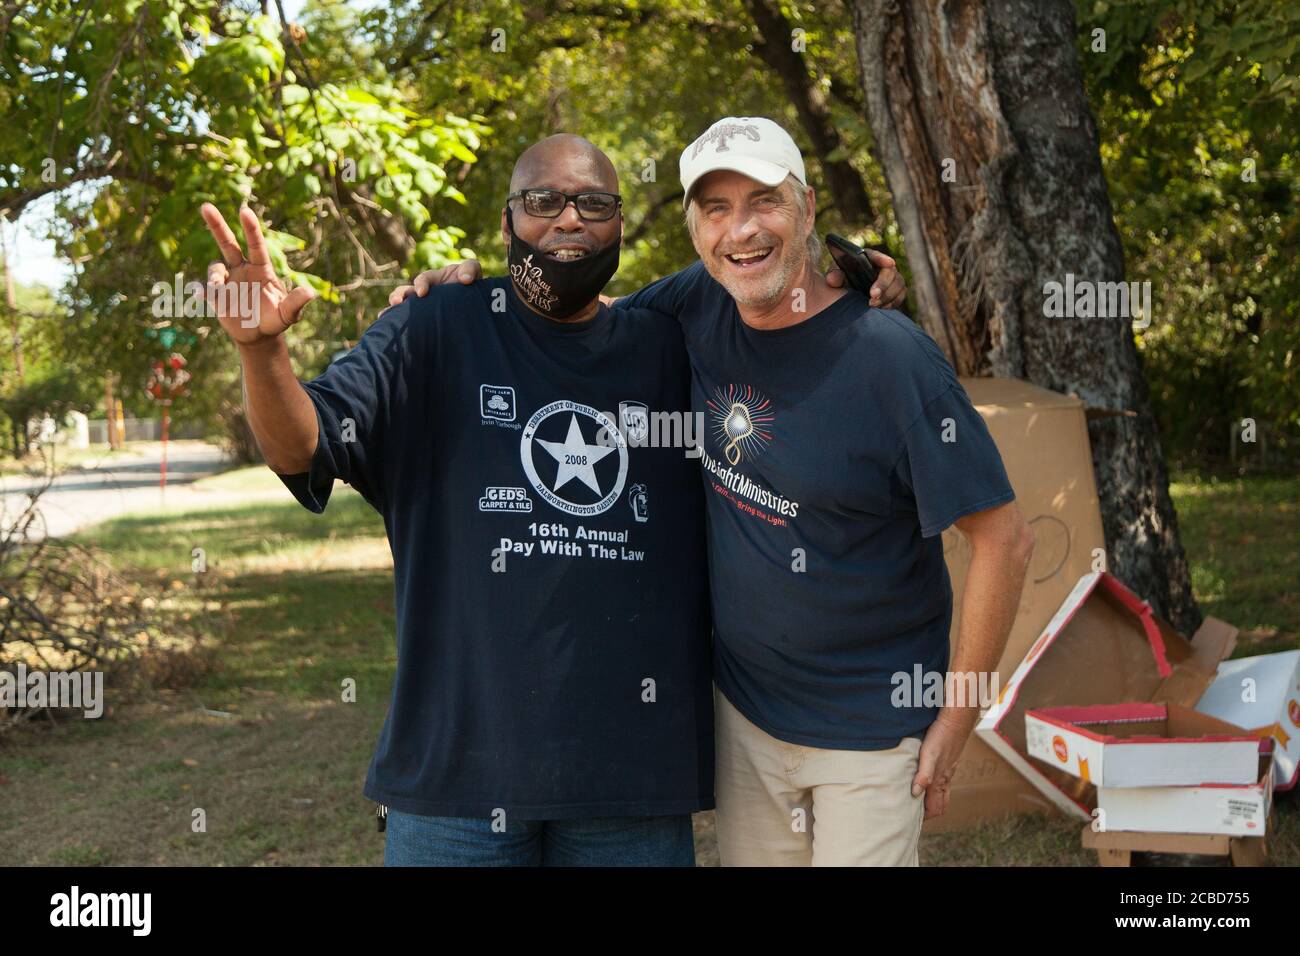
top-left (202, 134), bottom-right (714, 866)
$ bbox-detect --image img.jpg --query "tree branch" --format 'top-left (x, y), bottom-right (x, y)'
top-left (744, 0), bottom-right (875, 226)
top-left (625, 188), bottom-right (685, 245)
top-left (0, 155), bottom-right (173, 221)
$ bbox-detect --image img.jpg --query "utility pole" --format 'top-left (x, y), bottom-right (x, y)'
top-left (105, 376), bottom-right (119, 450)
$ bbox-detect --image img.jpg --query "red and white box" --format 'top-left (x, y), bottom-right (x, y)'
top-left (976, 571), bottom-right (1239, 820)
top-left (1025, 701), bottom-right (1264, 787)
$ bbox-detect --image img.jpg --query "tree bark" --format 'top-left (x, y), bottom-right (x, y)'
top-left (851, 0), bottom-right (1201, 635)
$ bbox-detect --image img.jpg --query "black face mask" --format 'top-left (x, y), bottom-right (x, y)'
top-left (505, 207), bottom-right (620, 319)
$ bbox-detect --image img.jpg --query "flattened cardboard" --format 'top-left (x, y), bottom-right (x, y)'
top-left (1196, 649), bottom-right (1300, 791)
top-left (975, 571), bottom-right (1238, 820)
top-left (1025, 702), bottom-right (1263, 787)
top-left (1096, 756), bottom-right (1274, 836)
top-left (927, 379), bottom-right (1107, 833)
top-left (942, 380), bottom-right (1106, 674)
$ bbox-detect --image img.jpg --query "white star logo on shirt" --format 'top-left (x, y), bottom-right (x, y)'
top-left (519, 400), bottom-right (628, 516)
top-left (536, 413), bottom-right (617, 495)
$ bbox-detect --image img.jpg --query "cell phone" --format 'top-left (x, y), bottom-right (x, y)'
top-left (825, 233), bottom-right (879, 295)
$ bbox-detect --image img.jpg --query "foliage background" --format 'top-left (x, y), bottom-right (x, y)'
top-left (0, 0), bottom-right (1295, 470)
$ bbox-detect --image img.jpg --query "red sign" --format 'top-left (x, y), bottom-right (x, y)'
top-left (147, 353), bottom-right (190, 404)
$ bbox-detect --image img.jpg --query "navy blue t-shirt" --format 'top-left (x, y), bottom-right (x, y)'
top-left (279, 279), bottom-right (713, 818)
top-left (618, 261), bottom-right (1014, 750)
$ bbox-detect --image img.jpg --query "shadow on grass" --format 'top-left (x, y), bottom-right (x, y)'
top-left (77, 493), bottom-right (386, 574)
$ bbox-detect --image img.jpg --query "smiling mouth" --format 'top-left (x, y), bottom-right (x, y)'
top-left (725, 247), bottom-right (773, 267)
top-left (546, 247), bottom-right (590, 261)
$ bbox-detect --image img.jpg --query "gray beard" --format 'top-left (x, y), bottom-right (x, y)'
top-left (713, 247), bottom-right (807, 309)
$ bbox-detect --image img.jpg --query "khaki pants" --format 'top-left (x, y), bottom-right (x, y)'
top-left (714, 684), bottom-right (925, 866)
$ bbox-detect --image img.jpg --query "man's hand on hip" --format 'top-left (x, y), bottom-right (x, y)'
top-left (911, 709), bottom-right (973, 819)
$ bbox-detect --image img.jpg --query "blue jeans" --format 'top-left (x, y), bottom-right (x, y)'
top-left (383, 809), bottom-right (696, 866)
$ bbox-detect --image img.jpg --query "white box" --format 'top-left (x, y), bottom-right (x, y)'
top-left (1195, 649), bottom-right (1300, 792)
top-left (1096, 759), bottom-right (1274, 836)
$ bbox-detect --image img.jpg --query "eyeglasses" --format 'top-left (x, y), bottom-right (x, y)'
top-left (506, 189), bottom-right (622, 221)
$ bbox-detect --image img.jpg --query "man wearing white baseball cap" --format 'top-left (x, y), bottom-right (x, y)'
top-left (678, 116), bottom-right (808, 204)
top-left (392, 117), bottom-right (1030, 866)
top-left (615, 115), bottom-right (1034, 866)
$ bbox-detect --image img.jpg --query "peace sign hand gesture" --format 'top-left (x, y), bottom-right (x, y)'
top-left (200, 203), bottom-right (316, 346)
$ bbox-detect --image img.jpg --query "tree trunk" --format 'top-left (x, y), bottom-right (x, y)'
top-left (219, 399), bottom-right (265, 466)
top-left (850, 0), bottom-right (1201, 635)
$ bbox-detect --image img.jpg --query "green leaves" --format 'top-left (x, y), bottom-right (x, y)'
top-left (0, 0), bottom-right (488, 425)
top-left (1077, 0), bottom-right (1300, 464)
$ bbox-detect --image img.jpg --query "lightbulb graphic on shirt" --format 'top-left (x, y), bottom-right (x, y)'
top-left (708, 385), bottom-right (774, 465)
top-left (723, 404), bottom-right (753, 464)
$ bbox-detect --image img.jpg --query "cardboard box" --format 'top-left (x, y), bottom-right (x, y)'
top-left (1025, 702), bottom-right (1263, 787)
top-left (1195, 649), bottom-right (1300, 792)
top-left (926, 379), bottom-right (1107, 833)
top-left (975, 571), bottom-right (1238, 820)
top-left (1096, 756), bottom-right (1274, 836)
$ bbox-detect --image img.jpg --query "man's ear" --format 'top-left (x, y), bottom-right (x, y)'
top-left (500, 207), bottom-right (510, 249)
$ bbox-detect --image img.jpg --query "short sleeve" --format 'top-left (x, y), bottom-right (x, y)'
top-left (277, 301), bottom-right (412, 513)
top-left (892, 383), bottom-right (1015, 537)
top-left (614, 260), bottom-right (711, 321)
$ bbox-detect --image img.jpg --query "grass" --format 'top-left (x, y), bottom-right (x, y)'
top-left (1, 473), bottom-right (1296, 866)
top-left (1, 484), bottom-right (396, 866)
top-left (1169, 474), bottom-right (1299, 656)
top-left (188, 462), bottom-right (292, 495)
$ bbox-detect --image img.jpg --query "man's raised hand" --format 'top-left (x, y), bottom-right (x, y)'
top-left (201, 203), bottom-right (316, 345)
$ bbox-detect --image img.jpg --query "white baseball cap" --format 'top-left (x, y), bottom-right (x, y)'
top-left (679, 116), bottom-right (807, 211)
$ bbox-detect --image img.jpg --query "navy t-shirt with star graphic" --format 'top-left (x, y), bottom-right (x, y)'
top-left (278, 278), bottom-right (713, 819)
top-left (617, 261), bottom-right (1015, 751)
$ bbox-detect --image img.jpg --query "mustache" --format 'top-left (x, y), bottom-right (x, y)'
top-left (717, 234), bottom-right (779, 256)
